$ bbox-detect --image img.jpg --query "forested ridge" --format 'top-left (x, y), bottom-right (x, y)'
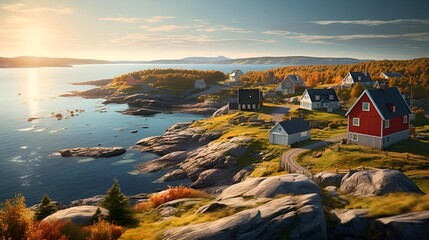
top-left (242, 58), bottom-right (429, 98)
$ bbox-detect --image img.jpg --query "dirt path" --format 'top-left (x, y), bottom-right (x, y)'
top-left (280, 134), bottom-right (347, 177)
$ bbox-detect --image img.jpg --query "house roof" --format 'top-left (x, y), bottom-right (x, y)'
top-left (285, 74), bottom-right (305, 85)
top-left (304, 89), bottom-right (339, 102)
top-left (382, 72), bottom-right (403, 78)
top-left (230, 69), bottom-right (243, 77)
top-left (279, 78), bottom-right (294, 89)
top-left (345, 87), bottom-right (411, 120)
top-left (129, 74), bottom-right (140, 80)
top-left (349, 72), bottom-right (373, 83)
top-left (277, 118), bottom-right (310, 135)
top-left (238, 89), bottom-right (260, 104)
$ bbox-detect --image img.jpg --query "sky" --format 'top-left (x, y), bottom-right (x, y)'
top-left (0, 0), bottom-right (428, 60)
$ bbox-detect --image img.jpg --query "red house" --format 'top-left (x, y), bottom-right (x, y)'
top-left (126, 74), bottom-right (143, 85)
top-left (345, 87), bottom-right (411, 149)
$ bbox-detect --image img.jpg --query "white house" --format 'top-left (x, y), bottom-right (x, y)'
top-left (275, 74), bottom-right (306, 95)
top-left (342, 71), bottom-right (373, 87)
top-left (300, 89), bottom-right (340, 111)
top-left (269, 118), bottom-right (311, 146)
top-left (380, 72), bottom-right (403, 79)
top-left (194, 79), bottom-right (207, 89)
top-left (229, 69), bottom-right (244, 81)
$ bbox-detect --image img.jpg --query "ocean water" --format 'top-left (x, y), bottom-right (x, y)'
top-left (0, 63), bottom-right (279, 205)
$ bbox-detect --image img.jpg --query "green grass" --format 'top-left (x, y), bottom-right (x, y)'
top-left (388, 125), bottom-right (429, 156)
top-left (288, 108), bottom-right (347, 124)
top-left (310, 127), bottom-right (347, 140)
top-left (344, 193), bottom-right (429, 218)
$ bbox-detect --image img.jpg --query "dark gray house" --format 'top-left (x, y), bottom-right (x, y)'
top-left (238, 89), bottom-right (262, 111)
top-left (269, 118), bottom-right (311, 146)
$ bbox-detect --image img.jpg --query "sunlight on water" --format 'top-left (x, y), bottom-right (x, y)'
top-left (26, 68), bottom-right (41, 116)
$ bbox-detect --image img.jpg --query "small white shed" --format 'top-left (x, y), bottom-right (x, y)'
top-left (269, 118), bottom-right (311, 146)
top-left (194, 79), bottom-right (207, 89)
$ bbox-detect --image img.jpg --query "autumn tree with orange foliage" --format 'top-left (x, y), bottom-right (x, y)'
top-left (28, 219), bottom-right (70, 240)
top-left (0, 194), bottom-right (34, 240)
top-left (83, 219), bottom-right (125, 240)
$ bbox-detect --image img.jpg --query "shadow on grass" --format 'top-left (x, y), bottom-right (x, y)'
top-left (388, 139), bottom-right (429, 156)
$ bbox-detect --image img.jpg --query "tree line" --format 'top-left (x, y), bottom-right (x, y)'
top-left (112, 68), bottom-right (227, 90)
top-left (242, 58), bottom-right (429, 99)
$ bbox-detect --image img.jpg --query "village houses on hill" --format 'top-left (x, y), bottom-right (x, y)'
top-left (345, 87), bottom-right (411, 149)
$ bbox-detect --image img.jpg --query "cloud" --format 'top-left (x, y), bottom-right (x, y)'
top-left (144, 16), bottom-right (176, 23)
top-left (111, 33), bottom-right (274, 46)
top-left (196, 25), bottom-right (245, 32)
top-left (98, 17), bottom-right (141, 23)
top-left (263, 30), bottom-right (429, 44)
top-left (139, 25), bottom-right (191, 32)
top-left (312, 19), bottom-right (429, 26)
top-left (1, 3), bottom-right (73, 13)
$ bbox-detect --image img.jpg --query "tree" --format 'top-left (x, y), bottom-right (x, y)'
top-left (100, 179), bottom-right (136, 226)
top-left (91, 207), bottom-right (104, 223)
top-left (35, 194), bottom-right (57, 221)
top-left (350, 83), bottom-right (364, 99)
top-left (0, 194), bottom-right (34, 240)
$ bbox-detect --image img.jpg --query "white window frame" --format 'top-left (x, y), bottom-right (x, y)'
top-left (315, 95), bottom-right (320, 101)
top-left (393, 106), bottom-right (396, 112)
top-left (403, 115), bottom-right (408, 123)
top-left (385, 119), bottom-right (390, 128)
top-left (352, 134), bottom-right (358, 141)
top-left (362, 102), bottom-right (370, 111)
top-left (329, 95), bottom-right (334, 100)
top-left (247, 104), bottom-right (251, 109)
top-left (242, 104), bottom-right (246, 109)
top-left (352, 118), bottom-right (360, 126)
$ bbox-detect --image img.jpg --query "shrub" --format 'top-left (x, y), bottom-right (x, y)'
top-left (28, 219), bottom-right (70, 240)
top-left (135, 185), bottom-right (209, 212)
top-left (83, 219), bottom-right (125, 240)
top-left (328, 122), bottom-right (339, 129)
top-left (0, 194), bottom-right (33, 240)
top-left (34, 194), bottom-right (57, 221)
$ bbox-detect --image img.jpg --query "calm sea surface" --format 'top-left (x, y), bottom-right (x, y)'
top-left (0, 64), bottom-right (280, 205)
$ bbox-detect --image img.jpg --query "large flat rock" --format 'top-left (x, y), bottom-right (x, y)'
top-left (43, 205), bottom-right (108, 225)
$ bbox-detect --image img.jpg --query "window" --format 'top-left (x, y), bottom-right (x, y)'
top-left (362, 102), bottom-right (370, 111)
top-left (301, 131), bottom-right (308, 137)
top-left (278, 127), bottom-right (282, 131)
top-left (315, 95), bottom-right (320, 100)
top-left (393, 106), bottom-right (396, 112)
top-left (247, 104), bottom-right (251, 109)
top-left (352, 134), bottom-right (358, 141)
top-left (242, 104), bottom-right (246, 109)
top-left (403, 115), bottom-right (408, 123)
top-left (352, 118), bottom-right (360, 126)
top-left (329, 95), bottom-right (334, 100)
top-left (252, 104), bottom-right (256, 109)
top-left (358, 76), bottom-right (361, 81)
top-left (385, 120), bottom-right (390, 128)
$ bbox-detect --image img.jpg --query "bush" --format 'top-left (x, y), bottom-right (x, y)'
top-left (0, 194), bottom-right (33, 240)
top-left (83, 219), bottom-right (125, 240)
top-left (328, 122), bottom-right (339, 129)
top-left (28, 219), bottom-right (70, 240)
top-left (135, 185), bottom-right (209, 212)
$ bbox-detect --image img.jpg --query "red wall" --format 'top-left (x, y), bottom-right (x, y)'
top-left (348, 94), bottom-right (382, 136)
top-left (383, 115), bottom-right (409, 136)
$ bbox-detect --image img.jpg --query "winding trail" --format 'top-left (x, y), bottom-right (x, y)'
top-left (281, 134), bottom-right (347, 177)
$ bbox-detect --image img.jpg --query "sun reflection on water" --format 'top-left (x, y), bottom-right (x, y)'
top-left (26, 68), bottom-right (40, 116)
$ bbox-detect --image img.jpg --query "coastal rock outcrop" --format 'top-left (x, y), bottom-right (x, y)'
top-left (340, 169), bottom-right (423, 196)
top-left (58, 147), bottom-right (126, 158)
top-left (164, 174), bottom-right (326, 240)
top-left (120, 108), bottom-right (161, 116)
top-left (134, 122), bottom-right (221, 155)
top-left (43, 205), bottom-right (108, 225)
top-left (314, 172), bottom-right (345, 188)
top-left (212, 104), bottom-right (229, 117)
top-left (369, 210), bottom-right (429, 240)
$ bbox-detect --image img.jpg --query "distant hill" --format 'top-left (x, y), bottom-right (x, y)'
top-left (0, 56), bottom-right (109, 68)
top-left (215, 56), bottom-right (368, 65)
top-left (141, 56), bottom-right (231, 64)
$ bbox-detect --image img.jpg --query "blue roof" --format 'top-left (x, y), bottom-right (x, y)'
top-left (349, 72), bottom-right (373, 83)
top-left (305, 89), bottom-right (339, 102)
top-left (278, 118), bottom-right (310, 135)
top-left (382, 72), bottom-right (403, 78)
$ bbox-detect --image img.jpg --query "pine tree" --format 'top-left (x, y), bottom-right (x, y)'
top-left (100, 179), bottom-right (136, 226)
top-left (35, 194), bottom-right (57, 221)
top-left (91, 207), bottom-right (103, 223)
